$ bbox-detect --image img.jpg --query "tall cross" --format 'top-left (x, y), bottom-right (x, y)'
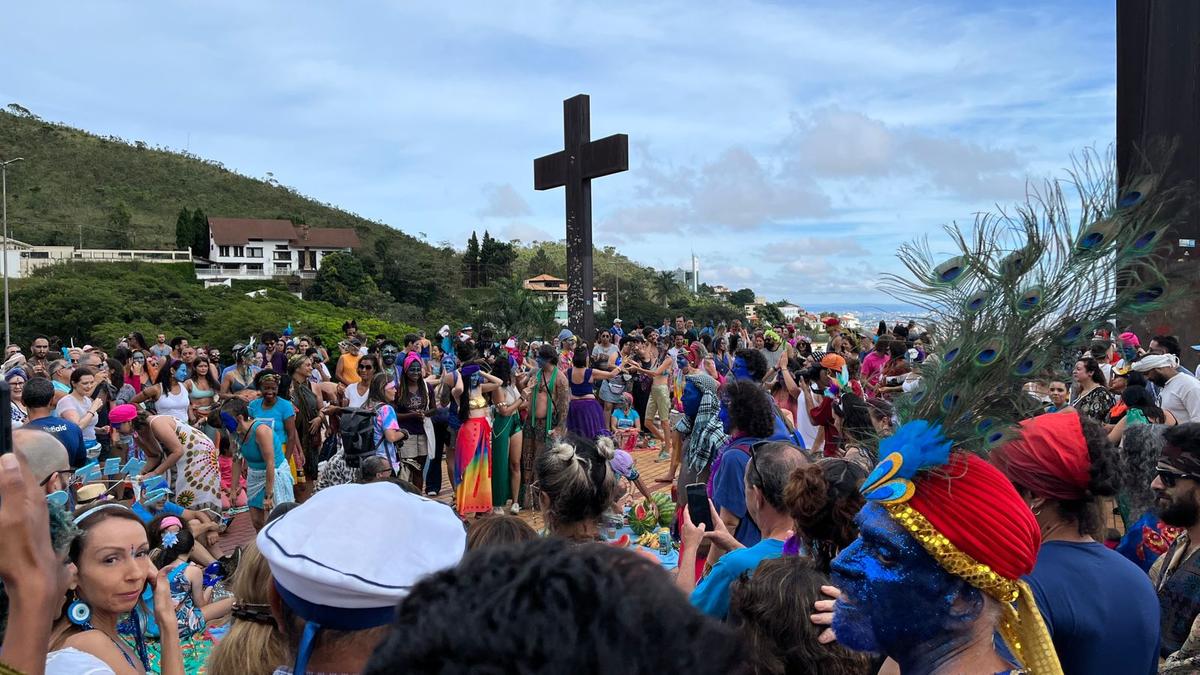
top-left (534, 94), bottom-right (628, 341)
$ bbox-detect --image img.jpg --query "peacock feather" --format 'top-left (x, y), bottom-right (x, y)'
top-left (877, 145), bottom-right (1185, 459)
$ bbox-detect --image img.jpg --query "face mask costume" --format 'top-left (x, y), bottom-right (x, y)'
top-left (381, 344), bottom-right (399, 368)
top-left (830, 152), bottom-right (1174, 675)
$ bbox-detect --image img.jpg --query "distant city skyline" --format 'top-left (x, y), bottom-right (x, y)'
top-left (2, 1), bottom-right (1115, 303)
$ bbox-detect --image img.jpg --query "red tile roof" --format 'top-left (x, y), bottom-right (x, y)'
top-left (208, 218), bottom-right (359, 249)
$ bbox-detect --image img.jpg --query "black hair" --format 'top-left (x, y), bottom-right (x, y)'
top-left (725, 380), bottom-right (775, 438)
top-left (1076, 357), bottom-right (1107, 387)
top-left (106, 357), bottom-right (126, 390)
top-left (1151, 334), bottom-right (1182, 356)
top-left (260, 331), bottom-right (278, 345)
top-left (153, 526), bottom-right (195, 568)
top-left (1121, 424), bottom-right (1166, 515)
top-left (733, 348), bottom-right (768, 382)
top-left (1122, 385), bottom-right (1166, 423)
top-left (784, 459), bottom-right (867, 575)
top-left (837, 393), bottom-right (874, 447)
top-left (572, 346), bottom-right (589, 368)
top-left (1012, 415), bottom-right (1117, 537)
top-left (746, 442), bottom-right (808, 512)
top-left (537, 344), bottom-right (556, 361)
top-left (876, 320), bottom-right (887, 337)
top-left (21, 377), bottom-right (54, 408)
top-left (169, 336), bottom-right (186, 350)
top-left (887, 339), bottom-right (907, 359)
top-left (491, 356), bottom-right (514, 386)
top-left (455, 340), bottom-right (476, 363)
top-left (403, 333), bottom-right (419, 347)
top-left (157, 359), bottom-right (185, 387)
top-left (221, 396), bottom-right (251, 421)
top-left (363, 539), bottom-right (747, 675)
top-left (466, 515), bottom-right (538, 550)
top-left (1164, 423), bottom-right (1200, 456)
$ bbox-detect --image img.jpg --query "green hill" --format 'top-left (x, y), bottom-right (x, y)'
top-left (0, 105), bottom-right (745, 333)
top-left (0, 106), bottom-right (430, 254)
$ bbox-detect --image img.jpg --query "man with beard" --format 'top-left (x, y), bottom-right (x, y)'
top-left (28, 334), bottom-right (51, 378)
top-left (1150, 423), bottom-right (1200, 658)
top-left (1133, 353), bottom-right (1200, 423)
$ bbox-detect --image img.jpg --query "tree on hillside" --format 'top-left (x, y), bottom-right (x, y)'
top-left (463, 231), bottom-right (480, 288)
top-left (757, 303), bottom-right (785, 326)
top-left (727, 288), bottom-right (756, 306)
top-left (175, 208), bottom-right (193, 252)
top-left (526, 248), bottom-right (554, 279)
top-left (190, 209), bottom-right (208, 257)
top-left (103, 202), bottom-right (133, 248)
top-left (653, 271), bottom-right (681, 306)
top-left (477, 230), bottom-right (518, 286)
top-left (308, 252), bottom-right (378, 306)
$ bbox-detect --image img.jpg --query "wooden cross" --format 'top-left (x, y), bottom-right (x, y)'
top-left (534, 94), bottom-right (629, 341)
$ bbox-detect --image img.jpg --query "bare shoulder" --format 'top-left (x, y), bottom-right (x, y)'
top-left (62, 631), bottom-right (136, 674)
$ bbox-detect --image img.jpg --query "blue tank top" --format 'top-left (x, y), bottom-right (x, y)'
top-left (239, 419), bottom-right (276, 469)
top-left (568, 368), bottom-right (594, 396)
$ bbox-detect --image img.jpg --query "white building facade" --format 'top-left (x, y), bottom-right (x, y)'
top-left (199, 218), bottom-right (360, 280)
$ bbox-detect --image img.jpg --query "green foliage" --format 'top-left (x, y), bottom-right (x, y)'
top-left (477, 230), bottom-right (517, 285)
top-left (463, 232), bottom-right (480, 287)
top-left (727, 288), bottom-right (756, 306)
top-left (757, 303), bottom-right (785, 326)
top-left (175, 208), bottom-right (193, 252)
top-left (11, 262), bottom-right (415, 351)
top-left (307, 252), bottom-right (374, 305)
top-left (526, 248), bottom-right (558, 278)
top-left (190, 208), bottom-right (208, 256)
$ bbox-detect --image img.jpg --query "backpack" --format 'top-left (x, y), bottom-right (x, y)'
top-left (339, 405), bottom-right (380, 468)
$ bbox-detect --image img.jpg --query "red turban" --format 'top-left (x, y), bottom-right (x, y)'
top-left (990, 411), bottom-right (1090, 501)
top-left (908, 452), bottom-right (1041, 582)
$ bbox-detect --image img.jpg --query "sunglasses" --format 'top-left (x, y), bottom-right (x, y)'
top-left (1157, 468), bottom-right (1200, 488)
top-left (358, 363), bottom-right (374, 370)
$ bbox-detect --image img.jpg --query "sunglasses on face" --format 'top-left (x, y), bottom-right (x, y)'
top-left (1158, 468), bottom-right (1200, 488)
top-left (358, 364), bottom-right (374, 370)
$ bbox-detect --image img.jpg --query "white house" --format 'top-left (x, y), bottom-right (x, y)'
top-left (198, 218), bottom-right (360, 280)
top-left (0, 236), bottom-right (192, 278)
top-left (778, 304), bottom-right (803, 321)
top-left (523, 274), bottom-right (607, 324)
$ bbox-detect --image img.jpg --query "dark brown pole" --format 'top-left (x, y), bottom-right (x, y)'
top-left (563, 94), bottom-right (595, 341)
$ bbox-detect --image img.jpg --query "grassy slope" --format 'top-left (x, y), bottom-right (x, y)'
top-left (0, 109), bottom-right (429, 255)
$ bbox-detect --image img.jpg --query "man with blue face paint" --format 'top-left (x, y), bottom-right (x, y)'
top-left (727, 349), bottom-right (805, 448)
top-left (820, 449), bottom-right (1061, 674)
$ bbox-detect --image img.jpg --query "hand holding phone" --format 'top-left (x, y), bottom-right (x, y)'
top-left (686, 483), bottom-right (713, 531)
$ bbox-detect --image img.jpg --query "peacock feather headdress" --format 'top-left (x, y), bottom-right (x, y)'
top-left (863, 145), bottom-right (1185, 501)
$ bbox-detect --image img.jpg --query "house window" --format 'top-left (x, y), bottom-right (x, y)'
top-left (232, 246), bottom-right (245, 257)
top-left (247, 247), bottom-right (263, 258)
top-left (218, 246), bottom-right (230, 257)
top-left (274, 251), bottom-right (291, 261)
top-left (246, 263), bottom-right (263, 271)
top-left (275, 243), bottom-right (289, 250)
top-left (274, 263), bottom-right (290, 273)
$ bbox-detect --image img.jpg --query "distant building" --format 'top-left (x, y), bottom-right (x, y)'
top-left (711, 284), bottom-right (731, 298)
top-left (0, 237), bottom-right (192, 278)
top-left (197, 218), bottom-right (360, 281)
top-left (777, 304), bottom-right (803, 321)
top-left (523, 274), bottom-right (607, 324)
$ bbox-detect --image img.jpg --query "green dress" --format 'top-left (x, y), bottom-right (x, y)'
top-left (491, 385), bottom-right (521, 506)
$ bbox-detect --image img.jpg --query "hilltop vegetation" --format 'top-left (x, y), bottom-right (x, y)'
top-left (1, 105), bottom-right (750, 341)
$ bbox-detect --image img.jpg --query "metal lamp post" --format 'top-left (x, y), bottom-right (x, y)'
top-left (1, 157), bottom-right (24, 349)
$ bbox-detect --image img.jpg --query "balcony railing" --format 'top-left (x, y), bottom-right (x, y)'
top-left (196, 266), bottom-right (316, 280)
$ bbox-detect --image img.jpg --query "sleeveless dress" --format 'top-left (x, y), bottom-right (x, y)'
top-left (491, 384), bottom-right (521, 506)
top-left (123, 562), bottom-right (213, 675)
top-left (159, 417), bottom-right (222, 512)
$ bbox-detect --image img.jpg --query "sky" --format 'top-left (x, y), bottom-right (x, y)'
top-left (2, 1), bottom-right (1116, 304)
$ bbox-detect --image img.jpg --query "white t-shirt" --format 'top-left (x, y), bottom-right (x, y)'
top-left (1160, 372), bottom-right (1200, 424)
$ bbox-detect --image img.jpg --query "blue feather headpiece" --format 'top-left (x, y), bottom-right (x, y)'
top-left (860, 420), bottom-right (952, 504)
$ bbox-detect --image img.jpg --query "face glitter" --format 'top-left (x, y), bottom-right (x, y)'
top-left (830, 504), bottom-right (982, 661)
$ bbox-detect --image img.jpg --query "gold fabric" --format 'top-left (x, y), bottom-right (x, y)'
top-left (885, 502), bottom-right (1063, 675)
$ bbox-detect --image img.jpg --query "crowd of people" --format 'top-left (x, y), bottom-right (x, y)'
top-left (2, 315), bottom-right (1200, 674)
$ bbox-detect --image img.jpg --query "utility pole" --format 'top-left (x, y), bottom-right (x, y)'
top-left (615, 276), bottom-right (620, 319)
top-left (1, 157), bottom-right (24, 350)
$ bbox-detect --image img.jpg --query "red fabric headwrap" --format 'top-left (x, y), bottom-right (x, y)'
top-left (909, 453), bottom-right (1041, 581)
top-left (990, 411), bottom-right (1091, 501)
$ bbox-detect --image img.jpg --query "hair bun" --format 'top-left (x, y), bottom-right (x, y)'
top-left (550, 441), bottom-right (577, 463)
top-left (595, 436), bottom-right (616, 461)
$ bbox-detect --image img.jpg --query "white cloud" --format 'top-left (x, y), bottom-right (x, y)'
top-left (497, 222), bottom-right (558, 243)
top-left (476, 183), bottom-right (533, 218)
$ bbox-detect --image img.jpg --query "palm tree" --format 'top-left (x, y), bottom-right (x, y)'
top-left (654, 271), bottom-right (679, 307)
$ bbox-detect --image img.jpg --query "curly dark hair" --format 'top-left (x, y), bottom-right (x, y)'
top-left (1019, 414), bottom-right (1118, 537)
top-left (364, 539), bottom-right (748, 675)
top-left (733, 348), bottom-right (768, 382)
top-left (725, 380), bottom-right (775, 439)
top-left (783, 459), bottom-right (867, 574)
top-left (729, 556), bottom-right (872, 675)
top-left (837, 393), bottom-right (874, 446)
top-left (1120, 423), bottom-right (1166, 514)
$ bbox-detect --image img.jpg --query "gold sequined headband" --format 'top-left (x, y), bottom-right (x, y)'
top-left (885, 503), bottom-right (1063, 675)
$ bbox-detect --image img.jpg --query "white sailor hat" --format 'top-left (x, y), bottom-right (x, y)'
top-left (257, 482), bottom-right (466, 672)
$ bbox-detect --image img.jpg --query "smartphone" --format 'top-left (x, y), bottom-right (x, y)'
top-left (0, 380), bottom-right (11, 455)
top-left (686, 483), bottom-right (713, 531)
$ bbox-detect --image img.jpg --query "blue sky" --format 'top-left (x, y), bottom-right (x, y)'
top-left (2, 1), bottom-right (1116, 303)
